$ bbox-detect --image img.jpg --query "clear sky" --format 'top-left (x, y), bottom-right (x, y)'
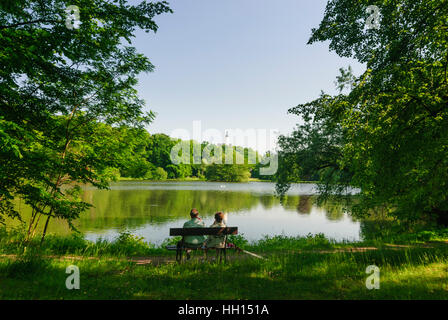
top-left (131, 0), bottom-right (365, 153)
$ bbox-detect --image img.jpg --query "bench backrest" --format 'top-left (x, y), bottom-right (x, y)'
top-left (170, 227), bottom-right (238, 236)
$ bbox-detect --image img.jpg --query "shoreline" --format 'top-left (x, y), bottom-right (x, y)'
top-left (117, 177), bottom-right (319, 184)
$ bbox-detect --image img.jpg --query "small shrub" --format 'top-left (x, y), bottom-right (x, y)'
top-left (227, 234), bottom-right (249, 248)
top-left (152, 167), bottom-right (168, 180)
top-left (108, 231), bottom-right (154, 256)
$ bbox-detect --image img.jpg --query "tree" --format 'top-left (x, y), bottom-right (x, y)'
top-left (205, 164), bottom-right (251, 182)
top-left (115, 127), bottom-right (153, 179)
top-left (251, 151), bottom-right (278, 181)
top-left (146, 134), bottom-right (177, 168)
top-left (203, 145), bottom-right (253, 182)
top-left (277, 0), bottom-right (448, 224)
top-left (275, 85), bottom-right (354, 200)
top-left (152, 167), bottom-right (168, 180)
top-left (0, 0), bottom-right (172, 241)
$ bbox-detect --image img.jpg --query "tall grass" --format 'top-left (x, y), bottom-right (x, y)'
top-left (1, 226), bottom-right (448, 299)
top-left (2, 225), bottom-right (448, 258)
top-left (0, 227), bottom-right (165, 257)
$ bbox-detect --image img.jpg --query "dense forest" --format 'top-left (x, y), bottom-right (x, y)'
top-left (275, 0), bottom-right (448, 226)
top-left (98, 125), bottom-right (275, 182)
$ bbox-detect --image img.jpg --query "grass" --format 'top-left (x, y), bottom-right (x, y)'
top-left (1, 227), bottom-right (448, 299)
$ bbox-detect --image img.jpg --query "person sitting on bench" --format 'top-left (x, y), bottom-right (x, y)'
top-left (205, 212), bottom-right (227, 249)
top-left (181, 208), bottom-right (206, 258)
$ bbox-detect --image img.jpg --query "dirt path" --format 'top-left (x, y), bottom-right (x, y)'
top-left (0, 251), bottom-right (254, 265)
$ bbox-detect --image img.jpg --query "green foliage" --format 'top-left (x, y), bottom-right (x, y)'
top-left (160, 236), bottom-right (182, 247)
top-left (152, 167), bottom-right (168, 180)
top-left (254, 233), bottom-right (334, 251)
top-left (112, 131), bottom-right (259, 182)
top-left (165, 164), bottom-right (192, 179)
top-left (277, 0), bottom-right (448, 225)
top-left (146, 134), bottom-right (177, 169)
top-left (227, 234), bottom-right (249, 248)
top-left (0, 0), bottom-right (172, 239)
top-left (0, 226), bottom-right (159, 256)
top-left (205, 164), bottom-right (251, 182)
top-left (111, 231), bottom-right (154, 255)
top-left (115, 134), bottom-right (258, 182)
top-left (251, 152), bottom-right (277, 181)
top-left (361, 218), bottom-right (448, 243)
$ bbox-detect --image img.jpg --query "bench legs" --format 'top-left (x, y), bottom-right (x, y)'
top-left (176, 241), bottom-right (184, 263)
top-left (176, 241), bottom-right (201, 263)
top-left (209, 248), bottom-right (226, 263)
top-left (219, 248), bottom-right (227, 263)
top-left (176, 242), bottom-right (227, 264)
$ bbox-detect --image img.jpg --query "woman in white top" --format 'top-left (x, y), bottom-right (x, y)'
top-left (205, 212), bottom-right (227, 248)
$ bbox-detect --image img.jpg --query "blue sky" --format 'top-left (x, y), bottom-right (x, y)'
top-left (131, 0), bottom-right (364, 153)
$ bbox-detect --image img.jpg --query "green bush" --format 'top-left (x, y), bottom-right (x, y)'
top-left (205, 164), bottom-right (251, 182)
top-left (254, 233), bottom-right (334, 251)
top-left (152, 167), bottom-right (168, 180)
top-left (107, 231), bottom-right (155, 256)
top-left (227, 234), bottom-right (249, 248)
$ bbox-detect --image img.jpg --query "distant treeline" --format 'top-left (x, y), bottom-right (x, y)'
top-left (112, 126), bottom-right (275, 182)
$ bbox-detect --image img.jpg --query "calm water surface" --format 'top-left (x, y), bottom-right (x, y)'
top-left (74, 181), bottom-right (361, 245)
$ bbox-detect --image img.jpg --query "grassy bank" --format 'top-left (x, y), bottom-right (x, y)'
top-left (1, 227), bottom-right (448, 299)
top-left (117, 177), bottom-right (205, 182)
top-left (116, 177), bottom-right (317, 183)
top-left (117, 177), bottom-right (275, 183)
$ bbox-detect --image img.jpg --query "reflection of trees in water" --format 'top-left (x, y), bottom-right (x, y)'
top-left (280, 195), bottom-right (300, 212)
top-left (297, 196), bottom-right (312, 214)
top-left (280, 195), bottom-right (314, 215)
top-left (279, 195), bottom-right (350, 221)
top-left (321, 202), bottom-right (345, 221)
top-left (14, 186), bottom-right (355, 235)
top-left (318, 200), bottom-right (358, 222)
top-left (279, 195), bottom-right (313, 214)
top-left (79, 189), bottom-right (261, 230)
top-left (258, 195), bottom-right (276, 210)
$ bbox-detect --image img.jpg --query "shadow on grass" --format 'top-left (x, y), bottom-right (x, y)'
top-left (1, 247), bottom-right (447, 299)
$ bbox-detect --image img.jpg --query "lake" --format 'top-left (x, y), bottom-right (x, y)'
top-left (14, 181), bottom-right (361, 244)
top-left (77, 181), bottom-right (361, 244)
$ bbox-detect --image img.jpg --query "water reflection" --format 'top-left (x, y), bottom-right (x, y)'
top-left (13, 182), bottom-right (362, 244)
top-left (80, 182), bottom-right (360, 244)
top-left (297, 195), bottom-right (312, 214)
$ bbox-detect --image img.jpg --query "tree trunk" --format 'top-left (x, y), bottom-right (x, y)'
top-left (25, 208), bottom-right (37, 241)
top-left (39, 106), bottom-right (76, 245)
top-left (40, 211), bottom-right (52, 245)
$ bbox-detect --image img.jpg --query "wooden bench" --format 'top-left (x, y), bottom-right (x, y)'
top-left (168, 227), bottom-right (238, 263)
